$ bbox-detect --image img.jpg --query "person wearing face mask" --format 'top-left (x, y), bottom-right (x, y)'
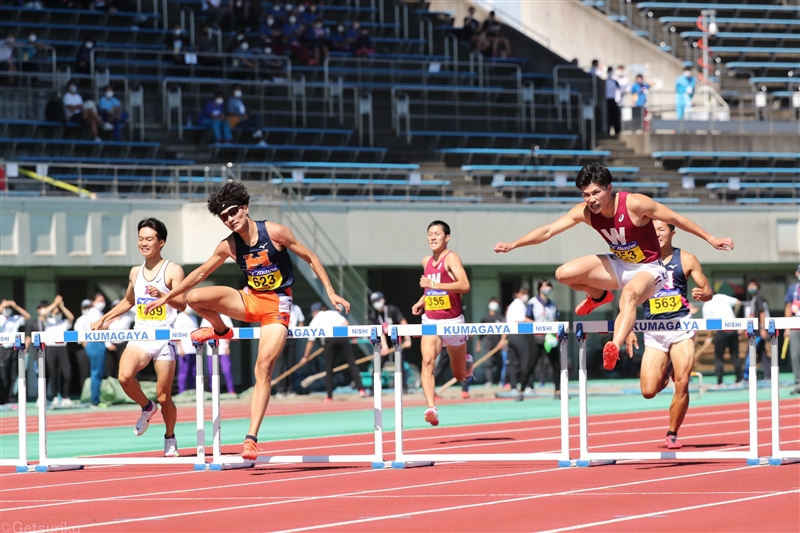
top-left (519, 280), bottom-right (562, 401)
top-left (784, 265), bottom-right (800, 394)
top-left (72, 294), bottom-right (108, 407)
top-left (227, 84), bottom-right (264, 143)
top-left (0, 33), bottom-right (17, 85)
top-left (74, 38), bottom-right (94, 75)
top-left (19, 31), bottom-right (45, 76)
top-left (261, 15), bottom-right (277, 38)
top-left (282, 13), bottom-right (304, 44)
top-left (477, 297), bottom-right (507, 388)
top-left (231, 0), bottom-right (251, 34)
top-left (272, 304), bottom-right (303, 397)
top-left (301, 3), bottom-right (320, 26)
top-left (503, 287), bottom-right (530, 394)
top-left (675, 66), bottom-right (695, 121)
top-left (306, 19), bottom-right (328, 65)
top-left (329, 23), bottom-right (349, 53)
top-left (199, 92), bottom-right (233, 143)
top-left (0, 299), bottom-right (31, 406)
top-left (202, 0), bottom-right (235, 32)
top-left (368, 291), bottom-right (412, 394)
top-left (231, 40), bottom-right (257, 79)
top-left (701, 290), bottom-right (742, 386)
top-left (165, 23), bottom-right (189, 64)
top-left (613, 65), bottom-right (629, 107)
top-left (62, 81), bottom-right (108, 141)
top-left (98, 84), bottom-right (128, 141)
top-left (743, 279), bottom-right (771, 381)
top-left (41, 296), bottom-right (75, 408)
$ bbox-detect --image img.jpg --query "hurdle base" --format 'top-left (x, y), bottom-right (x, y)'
top-left (371, 462), bottom-right (387, 469)
top-left (391, 461), bottom-right (435, 469)
top-left (576, 459), bottom-right (616, 468)
top-left (768, 457), bottom-right (800, 466)
top-left (212, 454), bottom-right (384, 469)
top-left (35, 464), bottom-right (84, 473)
top-left (558, 460), bottom-right (576, 468)
top-left (210, 462), bottom-right (255, 471)
top-left (746, 457), bottom-right (769, 466)
top-left (16, 465), bottom-right (33, 473)
top-left (193, 463), bottom-right (208, 471)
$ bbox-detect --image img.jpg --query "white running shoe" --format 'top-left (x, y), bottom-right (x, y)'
top-left (164, 436), bottom-right (179, 457)
top-left (50, 397), bottom-right (61, 409)
top-left (424, 407), bottom-right (439, 427)
top-left (465, 353), bottom-right (474, 379)
top-left (61, 397), bottom-right (73, 408)
top-left (134, 401), bottom-right (158, 436)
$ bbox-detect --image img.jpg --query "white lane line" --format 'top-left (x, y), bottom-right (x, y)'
top-left (533, 489), bottom-right (800, 533)
top-left (0, 470), bottom-right (198, 493)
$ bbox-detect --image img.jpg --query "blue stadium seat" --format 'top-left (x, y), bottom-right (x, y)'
top-left (463, 165), bottom-right (639, 173)
top-left (653, 152), bottom-right (800, 166)
top-left (659, 17), bottom-right (800, 27)
top-left (679, 167), bottom-right (800, 175)
top-left (710, 47), bottom-right (800, 55)
top-left (248, 162), bottom-right (420, 170)
top-left (638, 2), bottom-right (800, 13)
top-left (681, 32), bottom-right (800, 40)
top-left (11, 156), bottom-right (193, 165)
top-left (210, 144), bottom-right (388, 163)
top-left (705, 182), bottom-right (800, 190)
top-left (735, 198), bottom-right (800, 205)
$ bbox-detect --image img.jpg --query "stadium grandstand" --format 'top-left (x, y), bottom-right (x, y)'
top-left (0, 1), bottom-right (798, 531)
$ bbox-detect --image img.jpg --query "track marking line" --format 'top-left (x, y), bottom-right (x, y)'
top-left (0, 470), bottom-right (198, 493)
top-left (533, 489), bottom-right (800, 533)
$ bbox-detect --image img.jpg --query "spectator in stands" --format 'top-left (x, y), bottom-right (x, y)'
top-left (605, 67), bottom-right (621, 136)
top-left (261, 14), bottom-right (278, 37)
top-left (459, 6), bottom-right (481, 42)
top-left (785, 265), bottom-right (800, 395)
top-left (73, 297), bottom-right (106, 407)
top-left (675, 66), bottom-right (695, 120)
top-left (351, 23), bottom-right (374, 58)
top-left (231, 38), bottom-right (257, 79)
top-left (174, 307), bottom-right (198, 394)
top-left (0, 33), bottom-right (17, 85)
top-left (227, 84), bottom-right (264, 143)
top-left (368, 292), bottom-right (412, 394)
top-left (202, 0), bottom-right (235, 32)
top-left (524, 280), bottom-right (561, 400)
top-left (231, 0), bottom-right (253, 33)
top-left (165, 23), bottom-right (189, 65)
top-left (477, 297), bottom-right (507, 388)
top-left (41, 296), bottom-right (74, 407)
top-left (103, 299), bottom-right (133, 382)
top-left (505, 287), bottom-right (530, 395)
top-left (257, 42), bottom-right (285, 81)
top-left (302, 3), bottom-right (321, 26)
top-left (702, 292), bottom-right (742, 387)
top-left (266, 0), bottom-right (285, 23)
top-left (482, 11), bottom-right (512, 58)
top-left (283, 12), bottom-right (305, 45)
top-left (0, 300), bottom-right (30, 406)
top-left (329, 23), bottom-right (349, 53)
top-left (630, 74), bottom-right (650, 108)
top-left (74, 38), bottom-right (94, 75)
top-left (19, 31), bottom-right (47, 77)
top-left (744, 279), bottom-right (771, 381)
top-left (196, 25), bottom-right (219, 66)
top-left (613, 65), bottom-right (629, 106)
top-left (305, 19), bottom-right (328, 65)
top-left (98, 84), bottom-right (128, 141)
top-left (199, 91), bottom-right (233, 144)
top-left (63, 82), bottom-right (110, 142)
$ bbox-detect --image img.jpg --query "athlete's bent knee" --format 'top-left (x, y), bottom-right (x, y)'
top-left (641, 387), bottom-right (657, 400)
top-left (118, 373), bottom-right (134, 389)
top-left (555, 265), bottom-right (572, 285)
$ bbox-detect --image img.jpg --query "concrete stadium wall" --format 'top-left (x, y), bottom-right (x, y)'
top-left (428, 0), bottom-right (686, 109)
top-left (623, 133), bottom-right (800, 155)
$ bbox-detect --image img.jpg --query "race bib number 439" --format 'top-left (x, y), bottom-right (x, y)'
top-left (136, 297), bottom-right (165, 321)
top-left (425, 290), bottom-right (451, 311)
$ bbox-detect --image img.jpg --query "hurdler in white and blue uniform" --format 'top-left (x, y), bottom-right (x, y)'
top-left (625, 221), bottom-right (713, 451)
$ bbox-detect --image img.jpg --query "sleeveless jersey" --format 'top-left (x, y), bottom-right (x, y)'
top-left (133, 259), bottom-right (178, 328)
top-left (233, 220), bottom-right (294, 294)
top-left (423, 251), bottom-right (463, 320)
top-left (590, 191), bottom-right (661, 264)
top-left (644, 248), bottom-right (689, 320)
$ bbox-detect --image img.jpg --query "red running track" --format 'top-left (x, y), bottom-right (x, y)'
top-left (1, 399), bottom-right (798, 533)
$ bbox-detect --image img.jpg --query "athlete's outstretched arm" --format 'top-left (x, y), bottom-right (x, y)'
top-left (143, 240), bottom-right (231, 314)
top-left (630, 195), bottom-right (733, 251)
top-left (271, 224), bottom-right (351, 314)
top-left (683, 252), bottom-right (713, 303)
top-left (494, 203), bottom-right (586, 253)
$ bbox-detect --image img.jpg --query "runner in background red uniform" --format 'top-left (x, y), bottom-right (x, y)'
top-left (411, 220), bottom-right (472, 426)
top-left (494, 163), bottom-right (733, 371)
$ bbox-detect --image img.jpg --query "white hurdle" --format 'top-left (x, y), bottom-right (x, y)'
top-left (767, 317), bottom-right (800, 466)
top-left (32, 328), bottom-right (207, 472)
top-left (389, 321), bottom-right (572, 468)
top-left (0, 333), bottom-right (32, 473)
top-left (206, 325), bottom-right (386, 470)
top-left (574, 318), bottom-right (765, 467)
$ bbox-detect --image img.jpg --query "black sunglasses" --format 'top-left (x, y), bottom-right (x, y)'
top-left (219, 205), bottom-right (243, 222)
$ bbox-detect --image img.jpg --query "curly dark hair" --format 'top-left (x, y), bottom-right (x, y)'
top-left (207, 180), bottom-right (250, 216)
top-left (575, 163), bottom-right (613, 190)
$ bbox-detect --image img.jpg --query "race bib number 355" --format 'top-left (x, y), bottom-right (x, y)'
top-left (248, 270), bottom-right (283, 291)
top-left (425, 290), bottom-right (451, 311)
top-left (648, 294), bottom-right (683, 315)
top-left (136, 297), bottom-right (165, 321)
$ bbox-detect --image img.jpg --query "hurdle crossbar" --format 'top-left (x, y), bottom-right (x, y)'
top-left (574, 318), bottom-right (765, 466)
top-left (767, 317), bottom-right (800, 466)
top-left (32, 329), bottom-right (207, 472)
top-left (389, 321), bottom-right (573, 468)
top-left (208, 326), bottom-right (386, 470)
top-left (0, 334), bottom-right (32, 472)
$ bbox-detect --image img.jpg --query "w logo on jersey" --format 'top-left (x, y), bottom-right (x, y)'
top-left (427, 273), bottom-right (441, 284)
top-left (600, 227), bottom-right (627, 245)
top-left (245, 250), bottom-right (272, 270)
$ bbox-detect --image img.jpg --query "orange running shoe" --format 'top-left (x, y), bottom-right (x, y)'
top-left (461, 391), bottom-right (470, 399)
top-left (602, 342), bottom-right (619, 371)
top-left (575, 291), bottom-right (614, 316)
top-left (241, 439), bottom-right (259, 461)
top-left (665, 435), bottom-right (682, 450)
top-left (191, 326), bottom-right (234, 344)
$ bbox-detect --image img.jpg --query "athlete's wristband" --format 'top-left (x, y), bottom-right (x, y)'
top-left (430, 280), bottom-right (436, 289)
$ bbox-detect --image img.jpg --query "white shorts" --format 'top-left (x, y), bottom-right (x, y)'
top-left (644, 314), bottom-right (695, 353)
top-left (421, 314), bottom-right (468, 347)
top-left (127, 340), bottom-right (177, 362)
top-left (605, 254), bottom-right (666, 292)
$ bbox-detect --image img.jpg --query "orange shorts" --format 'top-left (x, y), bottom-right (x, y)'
top-left (238, 287), bottom-right (292, 327)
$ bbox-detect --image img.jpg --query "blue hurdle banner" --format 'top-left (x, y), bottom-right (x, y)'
top-left (0, 334), bottom-right (31, 472)
top-left (573, 318), bottom-right (765, 467)
top-left (767, 317), bottom-right (800, 466)
top-left (390, 322), bottom-right (575, 468)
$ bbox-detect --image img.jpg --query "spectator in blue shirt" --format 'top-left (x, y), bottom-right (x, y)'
top-left (260, 14), bottom-right (277, 37)
top-left (630, 74), bottom-right (650, 108)
top-left (266, 0), bottom-right (285, 23)
top-left (675, 66), bottom-right (695, 120)
top-left (227, 84), bottom-right (264, 144)
top-left (75, 38), bottom-right (94, 75)
top-left (305, 20), bottom-right (328, 65)
top-left (98, 84), bottom-right (128, 141)
top-left (329, 23), bottom-right (349, 53)
top-left (199, 92), bottom-right (232, 143)
top-left (784, 265), bottom-right (800, 395)
top-left (231, 39), bottom-right (256, 79)
top-left (301, 2), bottom-right (321, 26)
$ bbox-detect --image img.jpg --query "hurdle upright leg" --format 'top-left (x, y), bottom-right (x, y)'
top-left (768, 318), bottom-right (800, 465)
top-left (557, 333), bottom-right (573, 468)
top-left (391, 327), bottom-right (432, 469)
top-left (0, 335), bottom-right (32, 472)
top-left (193, 344), bottom-right (207, 471)
top-left (745, 323), bottom-right (765, 466)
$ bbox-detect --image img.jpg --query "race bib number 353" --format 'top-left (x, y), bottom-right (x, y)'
top-left (425, 290), bottom-right (451, 311)
top-left (136, 297), bottom-right (165, 321)
top-left (248, 271), bottom-right (283, 291)
top-left (610, 243), bottom-right (646, 263)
